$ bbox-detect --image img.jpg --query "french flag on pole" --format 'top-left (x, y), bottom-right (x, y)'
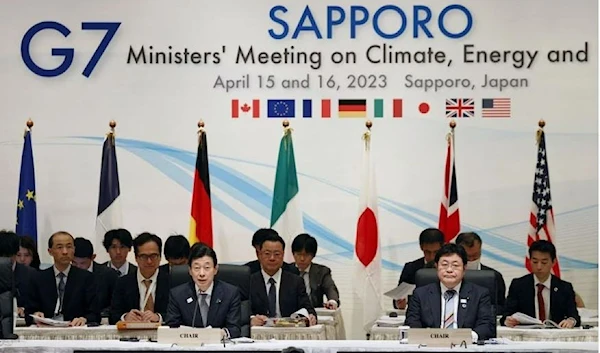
top-left (95, 123), bottom-right (123, 256)
top-left (353, 122), bottom-right (382, 331)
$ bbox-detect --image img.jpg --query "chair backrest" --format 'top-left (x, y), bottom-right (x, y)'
top-left (0, 257), bottom-right (16, 339)
top-left (169, 263), bottom-right (251, 337)
top-left (414, 268), bottom-right (498, 315)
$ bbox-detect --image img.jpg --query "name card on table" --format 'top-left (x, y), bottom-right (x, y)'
top-left (157, 326), bottom-right (223, 347)
top-left (407, 328), bottom-right (471, 347)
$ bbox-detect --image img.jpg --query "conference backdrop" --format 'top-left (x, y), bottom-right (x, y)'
top-left (0, 0), bottom-right (597, 338)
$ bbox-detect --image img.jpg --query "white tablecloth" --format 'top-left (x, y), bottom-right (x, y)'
top-left (15, 325), bottom-right (157, 341)
top-left (369, 325), bottom-right (598, 342)
top-left (0, 339), bottom-right (597, 353)
top-left (316, 308), bottom-right (346, 339)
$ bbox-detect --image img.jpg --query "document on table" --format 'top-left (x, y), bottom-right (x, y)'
top-left (29, 314), bottom-right (70, 327)
top-left (384, 282), bottom-right (416, 299)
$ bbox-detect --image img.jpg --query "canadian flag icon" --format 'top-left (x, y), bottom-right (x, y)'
top-left (232, 99), bottom-right (260, 118)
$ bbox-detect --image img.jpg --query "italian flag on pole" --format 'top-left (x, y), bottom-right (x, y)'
top-left (270, 123), bottom-right (303, 263)
top-left (353, 122), bottom-right (382, 331)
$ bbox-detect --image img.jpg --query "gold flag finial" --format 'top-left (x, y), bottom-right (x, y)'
top-left (536, 119), bottom-right (545, 144)
top-left (446, 119), bottom-right (456, 143)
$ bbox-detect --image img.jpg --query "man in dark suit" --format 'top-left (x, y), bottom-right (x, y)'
top-left (249, 231), bottom-right (316, 327)
top-left (0, 230), bottom-right (36, 318)
top-left (406, 243), bottom-right (495, 341)
top-left (72, 237), bottom-right (119, 317)
top-left (291, 233), bottom-right (340, 309)
top-left (26, 231), bottom-right (99, 326)
top-left (502, 240), bottom-right (580, 328)
top-left (102, 229), bottom-right (137, 277)
top-left (455, 232), bottom-right (506, 314)
top-left (159, 235), bottom-right (190, 274)
top-left (394, 228), bottom-right (444, 309)
top-left (109, 232), bottom-right (169, 324)
top-left (166, 243), bottom-right (241, 338)
top-left (244, 229), bottom-right (299, 276)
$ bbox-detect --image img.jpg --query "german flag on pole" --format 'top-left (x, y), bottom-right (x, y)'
top-left (189, 122), bottom-right (213, 247)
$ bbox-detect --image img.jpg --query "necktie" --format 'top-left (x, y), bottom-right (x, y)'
top-left (143, 279), bottom-right (154, 312)
top-left (199, 293), bottom-right (209, 327)
top-left (443, 289), bottom-right (456, 329)
top-left (57, 272), bottom-right (66, 314)
top-left (300, 271), bottom-right (311, 295)
top-left (537, 283), bottom-right (546, 322)
top-left (268, 277), bottom-right (277, 317)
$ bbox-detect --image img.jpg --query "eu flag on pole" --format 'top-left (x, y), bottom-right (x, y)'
top-left (16, 124), bottom-right (37, 242)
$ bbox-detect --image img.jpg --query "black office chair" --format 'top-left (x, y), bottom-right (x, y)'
top-left (415, 268), bottom-right (498, 316)
top-left (169, 263), bottom-right (251, 337)
top-left (0, 257), bottom-right (17, 339)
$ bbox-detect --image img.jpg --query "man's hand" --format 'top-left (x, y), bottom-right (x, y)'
top-left (308, 314), bottom-right (317, 326)
top-left (250, 315), bottom-right (268, 327)
top-left (505, 316), bottom-right (519, 327)
top-left (395, 298), bottom-right (407, 309)
top-left (558, 318), bottom-right (576, 329)
top-left (141, 310), bottom-right (160, 323)
top-left (124, 309), bottom-right (144, 322)
top-left (323, 300), bottom-right (338, 310)
top-left (17, 307), bottom-right (25, 317)
top-left (70, 317), bottom-right (87, 326)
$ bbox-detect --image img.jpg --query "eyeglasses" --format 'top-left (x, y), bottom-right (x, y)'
top-left (137, 253), bottom-right (160, 261)
top-left (438, 262), bottom-right (463, 270)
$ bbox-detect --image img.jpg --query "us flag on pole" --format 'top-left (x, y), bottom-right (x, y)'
top-left (526, 129), bottom-right (560, 276)
top-left (438, 128), bottom-right (460, 243)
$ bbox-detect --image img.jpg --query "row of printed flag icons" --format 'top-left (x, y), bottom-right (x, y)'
top-left (231, 98), bottom-right (512, 119)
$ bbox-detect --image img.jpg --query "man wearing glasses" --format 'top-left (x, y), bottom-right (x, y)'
top-left (405, 243), bottom-right (495, 341)
top-left (109, 232), bottom-right (170, 324)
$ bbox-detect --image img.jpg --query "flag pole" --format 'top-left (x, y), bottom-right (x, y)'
top-left (26, 118), bottom-right (34, 132)
top-left (108, 120), bottom-right (116, 139)
top-left (198, 120), bottom-right (205, 144)
top-left (364, 120), bottom-right (372, 148)
top-left (537, 119), bottom-right (545, 143)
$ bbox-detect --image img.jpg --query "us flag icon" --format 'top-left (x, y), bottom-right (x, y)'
top-left (481, 98), bottom-right (511, 118)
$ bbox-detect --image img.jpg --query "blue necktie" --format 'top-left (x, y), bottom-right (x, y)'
top-left (268, 277), bottom-right (277, 317)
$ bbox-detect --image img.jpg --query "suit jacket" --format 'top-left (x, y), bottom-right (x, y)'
top-left (102, 261), bottom-right (138, 276)
top-left (25, 266), bottom-right (100, 325)
top-left (250, 270), bottom-right (316, 319)
top-left (14, 263), bottom-right (36, 309)
top-left (165, 280), bottom-right (242, 338)
top-left (393, 257), bottom-right (426, 308)
top-left (244, 260), bottom-right (300, 276)
top-left (480, 264), bottom-right (506, 314)
top-left (109, 267), bottom-right (170, 324)
top-left (405, 281), bottom-right (496, 341)
top-left (90, 261), bottom-right (119, 314)
top-left (501, 274), bottom-right (580, 326)
top-left (305, 263), bottom-right (340, 308)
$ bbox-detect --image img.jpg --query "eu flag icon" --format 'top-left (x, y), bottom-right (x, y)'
top-left (267, 99), bottom-right (295, 118)
top-left (16, 128), bottom-right (37, 242)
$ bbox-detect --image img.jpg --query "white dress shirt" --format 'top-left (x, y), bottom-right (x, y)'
top-left (533, 275), bottom-right (551, 321)
top-left (53, 265), bottom-right (71, 316)
top-left (262, 268), bottom-right (282, 317)
top-left (108, 261), bottom-right (130, 276)
top-left (87, 262), bottom-right (94, 273)
top-left (195, 282), bottom-right (214, 308)
top-left (300, 264), bottom-right (311, 295)
top-left (120, 268), bottom-right (161, 322)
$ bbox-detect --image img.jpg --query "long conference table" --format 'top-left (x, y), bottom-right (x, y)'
top-left (1, 339), bottom-right (598, 353)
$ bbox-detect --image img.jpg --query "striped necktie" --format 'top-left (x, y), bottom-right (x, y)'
top-left (443, 289), bottom-right (456, 329)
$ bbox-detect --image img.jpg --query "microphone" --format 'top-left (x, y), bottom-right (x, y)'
top-left (191, 293), bottom-right (200, 328)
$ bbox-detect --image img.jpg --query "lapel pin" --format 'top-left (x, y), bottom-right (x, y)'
top-left (186, 297), bottom-right (193, 304)
top-left (554, 287), bottom-right (558, 292)
top-left (216, 299), bottom-right (222, 304)
top-left (461, 303), bottom-right (467, 309)
top-left (460, 298), bottom-right (467, 304)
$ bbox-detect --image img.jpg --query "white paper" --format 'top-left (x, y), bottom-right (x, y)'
top-left (578, 308), bottom-right (598, 318)
top-left (511, 312), bottom-right (542, 325)
top-left (384, 283), bottom-right (416, 299)
top-left (29, 314), bottom-right (71, 327)
top-left (291, 308), bottom-right (309, 319)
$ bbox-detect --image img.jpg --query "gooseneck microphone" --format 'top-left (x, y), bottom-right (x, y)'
top-left (191, 291), bottom-right (200, 328)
